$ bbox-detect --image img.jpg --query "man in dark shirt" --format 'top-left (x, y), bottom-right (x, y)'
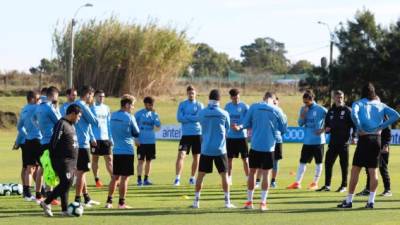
top-left (317, 90), bottom-right (355, 192)
top-left (40, 104), bottom-right (82, 217)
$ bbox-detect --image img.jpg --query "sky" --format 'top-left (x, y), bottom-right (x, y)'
top-left (1, 0), bottom-right (400, 72)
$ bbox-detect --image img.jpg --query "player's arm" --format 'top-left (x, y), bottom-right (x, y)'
top-left (50, 121), bottom-right (64, 151)
top-left (351, 101), bottom-right (363, 132)
top-left (130, 116), bottom-right (140, 138)
top-left (82, 104), bottom-right (99, 126)
top-left (154, 112), bottom-right (161, 128)
top-left (239, 105), bottom-right (253, 130)
top-left (177, 102), bottom-right (189, 123)
top-left (185, 103), bottom-right (204, 122)
top-left (17, 110), bottom-right (28, 137)
top-left (298, 106), bottom-right (307, 127)
top-left (107, 107), bottom-right (113, 145)
top-left (377, 105), bottom-right (400, 131)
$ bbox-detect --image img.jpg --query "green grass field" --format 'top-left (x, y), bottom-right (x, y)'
top-left (1, 95), bottom-right (400, 225)
top-left (1, 128), bottom-right (400, 225)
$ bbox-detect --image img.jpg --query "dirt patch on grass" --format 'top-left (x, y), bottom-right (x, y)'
top-left (0, 111), bottom-right (18, 128)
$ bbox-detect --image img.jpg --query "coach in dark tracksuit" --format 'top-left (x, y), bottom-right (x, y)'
top-left (317, 90), bottom-right (356, 192)
top-left (358, 127), bottom-right (392, 197)
top-left (40, 104), bottom-right (82, 217)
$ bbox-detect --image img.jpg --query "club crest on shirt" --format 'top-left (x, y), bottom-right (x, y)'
top-left (313, 111), bottom-right (317, 117)
top-left (341, 110), bottom-right (345, 115)
top-left (238, 107), bottom-right (242, 113)
top-left (66, 172), bottom-right (71, 179)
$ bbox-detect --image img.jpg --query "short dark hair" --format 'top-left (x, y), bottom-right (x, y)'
top-left (186, 85), bottom-right (195, 92)
top-left (46, 86), bottom-right (59, 97)
top-left (79, 85), bottom-right (94, 97)
top-left (120, 94), bottom-right (136, 107)
top-left (229, 88), bottom-right (240, 97)
top-left (66, 88), bottom-right (77, 96)
top-left (94, 90), bottom-right (105, 96)
top-left (26, 91), bottom-right (38, 102)
top-left (264, 91), bottom-right (275, 99)
top-left (40, 87), bottom-right (48, 95)
top-left (143, 96), bottom-right (155, 104)
top-left (303, 89), bottom-right (315, 100)
top-left (66, 104), bottom-right (82, 115)
top-left (334, 90), bottom-right (344, 96)
top-left (361, 83), bottom-right (377, 100)
top-left (209, 89), bottom-right (220, 101)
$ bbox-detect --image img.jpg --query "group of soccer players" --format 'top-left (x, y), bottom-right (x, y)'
top-left (14, 82), bottom-right (400, 216)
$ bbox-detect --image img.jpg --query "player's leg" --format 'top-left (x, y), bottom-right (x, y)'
top-left (105, 175), bottom-right (119, 208)
top-left (118, 176), bottom-right (131, 208)
top-left (143, 159), bottom-right (152, 185)
top-left (309, 145), bottom-right (324, 190)
top-left (92, 154), bottom-right (101, 187)
top-left (337, 146), bottom-right (349, 192)
top-left (137, 159), bottom-right (144, 186)
top-left (260, 169), bottom-right (271, 211)
top-left (379, 153), bottom-right (391, 196)
top-left (317, 145), bottom-right (337, 191)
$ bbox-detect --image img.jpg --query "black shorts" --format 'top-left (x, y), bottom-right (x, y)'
top-left (274, 143), bottom-right (283, 160)
top-left (22, 139), bottom-right (41, 167)
top-left (300, 145), bottom-right (324, 164)
top-left (137, 144), bottom-right (156, 161)
top-left (198, 154), bottom-right (228, 173)
top-left (77, 148), bottom-right (91, 172)
top-left (226, 138), bottom-right (249, 159)
top-left (353, 135), bottom-right (381, 168)
top-left (91, 140), bottom-right (112, 156)
top-left (113, 155), bottom-right (134, 176)
top-left (179, 135), bottom-right (201, 155)
top-left (249, 149), bottom-right (274, 170)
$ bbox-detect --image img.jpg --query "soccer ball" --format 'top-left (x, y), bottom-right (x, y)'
top-left (67, 202), bottom-right (84, 217)
top-left (10, 184), bottom-right (23, 195)
top-left (0, 184), bottom-right (12, 196)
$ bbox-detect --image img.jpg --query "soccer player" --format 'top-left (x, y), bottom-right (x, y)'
top-left (271, 95), bottom-right (286, 188)
top-left (174, 85), bottom-right (204, 186)
top-left (40, 104), bottom-right (82, 217)
top-left (192, 89), bottom-right (235, 209)
top-left (337, 83), bottom-right (400, 209)
top-left (287, 90), bottom-right (327, 190)
top-left (13, 127), bottom-right (27, 196)
top-left (74, 86), bottom-right (100, 207)
top-left (135, 96), bottom-right (161, 186)
top-left (224, 88), bottom-right (249, 185)
top-left (33, 86), bottom-right (62, 204)
top-left (357, 126), bottom-right (392, 197)
top-left (17, 91), bottom-right (42, 201)
top-left (60, 88), bottom-right (78, 116)
top-left (90, 90), bottom-right (113, 188)
top-left (105, 94), bottom-right (140, 209)
top-left (317, 90), bottom-right (355, 192)
top-left (236, 92), bottom-right (287, 211)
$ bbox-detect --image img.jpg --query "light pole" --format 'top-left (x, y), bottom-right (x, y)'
top-left (318, 21), bottom-right (335, 104)
top-left (68, 3), bottom-right (93, 89)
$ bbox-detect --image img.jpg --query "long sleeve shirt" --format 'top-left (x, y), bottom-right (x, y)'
top-left (199, 102), bottom-right (230, 156)
top-left (298, 102), bottom-right (327, 145)
top-left (176, 99), bottom-right (204, 136)
top-left (135, 108), bottom-right (161, 144)
top-left (110, 110), bottom-right (140, 155)
top-left (241, 102), bottom-right (287, 152)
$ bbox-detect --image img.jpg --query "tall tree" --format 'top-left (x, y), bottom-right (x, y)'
top-left (240, 37), bottom-right (289, 74)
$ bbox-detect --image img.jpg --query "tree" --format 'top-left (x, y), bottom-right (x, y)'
top-left (302, 9), bottom-right (400, 111)
top-left (288, 60), bottom-right (314, 74)
top-left (240, 37), bottom-right (289, 74)
top-left (189, 43), bottom-right (239, 77)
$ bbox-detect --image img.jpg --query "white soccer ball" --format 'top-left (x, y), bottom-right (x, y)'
top-left (67, 202), bottom-right (84, 217)
top-left (2, 184), bottom-right (11, 196)
top-left (0, 184), bottom-right (4, 196)
top-left (10, 184), bottom-right (23, 195)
